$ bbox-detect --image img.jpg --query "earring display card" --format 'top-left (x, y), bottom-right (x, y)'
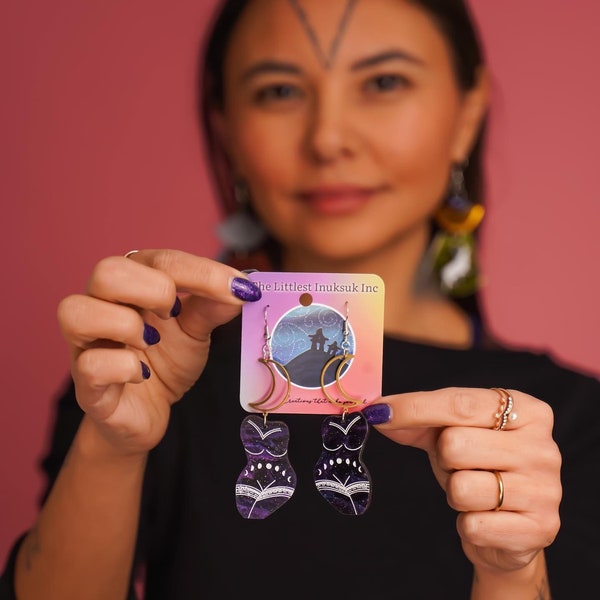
top-left (240, 272), bottom-right (385, 415)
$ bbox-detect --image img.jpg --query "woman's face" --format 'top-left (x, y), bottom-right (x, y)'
top-left (218, 0), bottom-right (487, 266)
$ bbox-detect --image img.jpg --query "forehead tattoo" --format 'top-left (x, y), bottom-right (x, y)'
top-left (288, 0), bottom-right (358, 69)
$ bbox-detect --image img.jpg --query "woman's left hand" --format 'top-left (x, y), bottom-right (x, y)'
top-left (366, 387), bottom-right (562, 574)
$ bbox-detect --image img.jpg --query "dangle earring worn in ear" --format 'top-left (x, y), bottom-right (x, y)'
top-left (431, 163), bottom-right (485, 297)
top-left (216, 180), bottom-right (267, 258)
top-left (235, 305), bottom-right (297, 520)
top-left (314, 302), bottom-right (372, 516)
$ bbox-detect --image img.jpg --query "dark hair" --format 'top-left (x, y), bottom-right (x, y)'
top-left (199, 0), bottom-right (488, 314)
top-left (411, 0), bottom-right (487, 220)
top-left (200, 1), bottom-right (251, 217)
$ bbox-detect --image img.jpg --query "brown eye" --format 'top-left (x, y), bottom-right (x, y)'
top-left (254, 84), bottom-right (302, 104)
top-left (365, 74), bottom-right (410, 93)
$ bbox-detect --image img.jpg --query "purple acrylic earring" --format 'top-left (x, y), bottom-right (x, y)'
top-left (314, 302), bottom-right (372, 516)
top-left (235, 306), bottom-right (297, 519)
top-left (313, 412), bottom-right (371, 516)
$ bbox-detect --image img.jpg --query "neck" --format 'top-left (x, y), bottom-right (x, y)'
top-left (281, 225), bottom-right (473, 348)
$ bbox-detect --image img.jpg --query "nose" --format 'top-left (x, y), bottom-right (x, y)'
top-left (304, 91), bottom-right (355, 164)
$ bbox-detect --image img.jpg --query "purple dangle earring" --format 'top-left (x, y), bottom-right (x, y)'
top-left (236, 305), bottom-right (297, 519)
top-left (314, 302), bottom-right (371, 516)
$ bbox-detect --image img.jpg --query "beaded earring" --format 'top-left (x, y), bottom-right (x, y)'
top-left (430, 163), bottom-right (485, 297)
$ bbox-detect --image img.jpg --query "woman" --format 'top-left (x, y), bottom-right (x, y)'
top-left (2, 0), bottom-right (599, 598)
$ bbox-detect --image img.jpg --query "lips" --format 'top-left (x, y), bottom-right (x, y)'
top-left (295, 185), bottom-right (385, 216)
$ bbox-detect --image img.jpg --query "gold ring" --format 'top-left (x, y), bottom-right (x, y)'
top-left (124, 249), bottom-right (139, 258)
top-left (490, 387), bottom-right (515, 431)
top-left (493, 470), bottom-right (504, 511)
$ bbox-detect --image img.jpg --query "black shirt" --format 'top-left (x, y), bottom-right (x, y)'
top-left (2, 317), bottom-right (600, 599)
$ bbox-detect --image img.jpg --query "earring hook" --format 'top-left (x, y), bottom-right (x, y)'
top-left (320, 302), bottom-right (362, 411)
top-left (249, 304), bottom-right (291, 414)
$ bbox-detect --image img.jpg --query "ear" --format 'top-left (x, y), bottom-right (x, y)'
top-left (450, 67), bottom-right (491, 163)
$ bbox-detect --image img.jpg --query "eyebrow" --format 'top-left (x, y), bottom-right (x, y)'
top-left (239, 49), bottom-right (424, 83)
top-left (240, 61), bottom-right (302, 83)
top-left (350, 49), bottom-right (424, 70)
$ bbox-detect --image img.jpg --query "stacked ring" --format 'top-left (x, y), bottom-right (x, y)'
top-left (490, 387), bottom-right (516, 431)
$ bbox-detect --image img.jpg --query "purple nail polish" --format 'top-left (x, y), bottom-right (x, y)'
top-left (170, 297), bottom-right (182, 317)
top-left (141, 361), bottom-right (151, 380)
top-left (231, 277), bottom-right (262, 302)
top-left (143, 323), bottom-right (160, 345)
top-left (362, 403), bottom-right (392, 425)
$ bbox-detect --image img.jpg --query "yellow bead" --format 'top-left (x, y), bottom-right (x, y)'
top-left (434, 203), bottom-right (485, 235)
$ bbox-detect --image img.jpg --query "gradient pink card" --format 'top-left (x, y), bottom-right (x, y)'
top-left (240, 272), bottom-right (385, 415)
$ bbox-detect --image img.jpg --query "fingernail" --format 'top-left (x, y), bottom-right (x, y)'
top-left (362, 403), bottom-right (392, 425)
top-left (143, 323), bottom-right (160, 345)
top-left (170, 297), bottom-right (182, 317)
top-left (231, 277), bottom-right (262, 302)
top-left (241, 268), bottom-right (259, 274)
top-left (141, 361), bottom-right (151, 380)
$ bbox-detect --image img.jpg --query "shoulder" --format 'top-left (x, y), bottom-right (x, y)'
top-left (383, 334), bottom-right (600, 419)
top-left (483, 341), bottom-right (600, 407)
top-left (476, 342), bottom-right (600, 454)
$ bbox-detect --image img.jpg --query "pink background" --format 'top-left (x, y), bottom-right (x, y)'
top-left (1, 0), bottom-right (599, 565)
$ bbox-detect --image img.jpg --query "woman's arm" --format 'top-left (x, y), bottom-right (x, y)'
top-left (15, 417), bottom-right (146, 600)
top-left (364, 387), bottom-right (561, 599)
top-left (471, 552), bottom-right (550, 600)
top-left (13, 250), bottom-right (261, 599)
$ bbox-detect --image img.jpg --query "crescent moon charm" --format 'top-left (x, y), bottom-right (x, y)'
top-left (249, 358), bottom-right (291, 412)
top-left (320, 353), bottom-right (361, 408)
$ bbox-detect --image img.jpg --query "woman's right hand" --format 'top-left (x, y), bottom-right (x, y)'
top-left (57, 249), bottom-right (261, 457)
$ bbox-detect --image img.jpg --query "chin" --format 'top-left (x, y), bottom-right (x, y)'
top-left (285, 238), bottom-right (383, 269)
